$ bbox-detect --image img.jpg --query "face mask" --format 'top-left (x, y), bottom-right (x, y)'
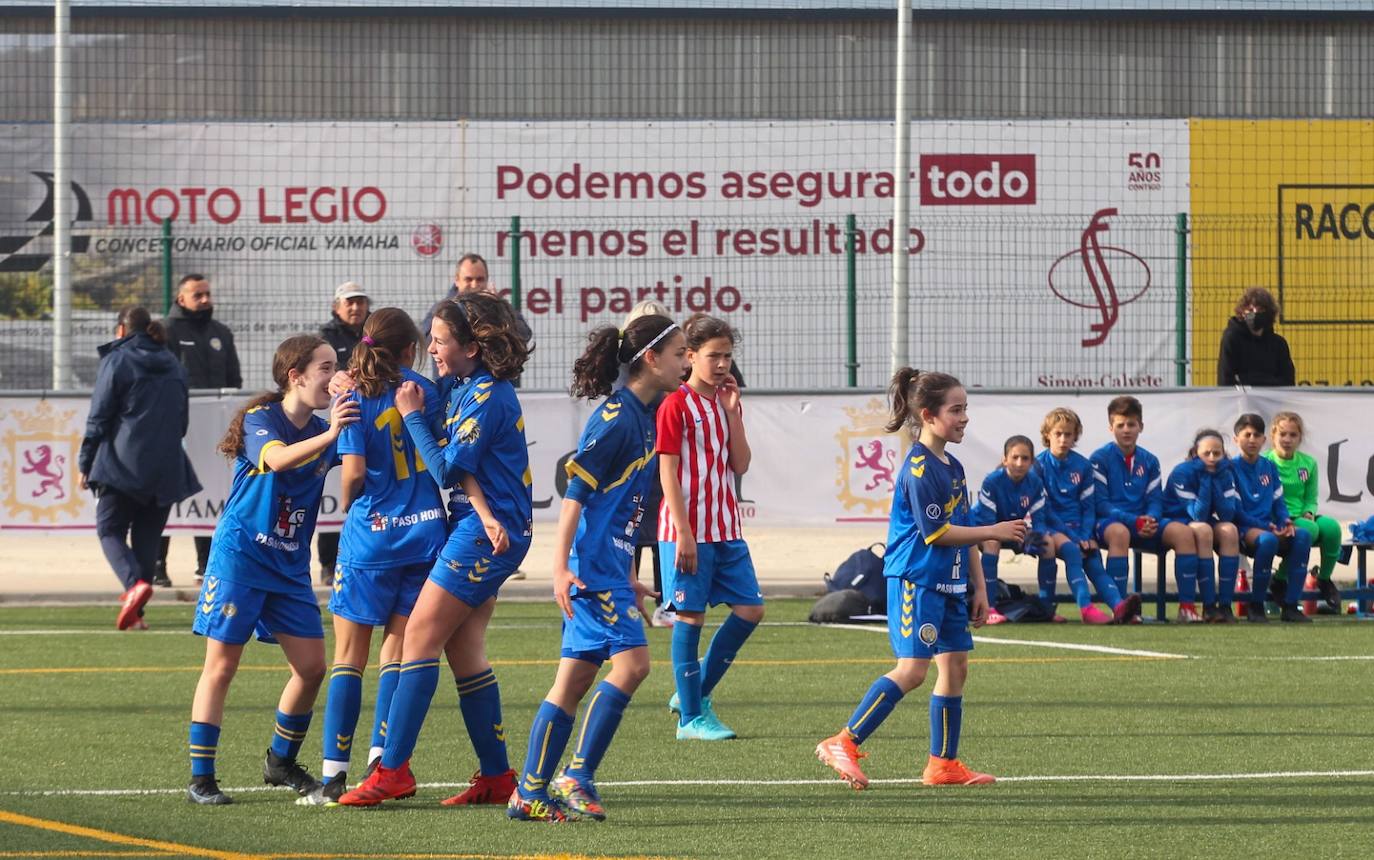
top-left (1244, 310), bottom-right (1273, 331)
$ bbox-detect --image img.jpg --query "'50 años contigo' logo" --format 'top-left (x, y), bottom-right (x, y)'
top-left (1048, 207), bottom-right (1152, 348)
top-left (0, 172), bottom-right (92, 272)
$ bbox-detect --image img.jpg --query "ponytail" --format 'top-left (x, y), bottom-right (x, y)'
top-left (885, 367), bottom-right (962, 434)
top-left (570, 313), bottom-right (677, 400)
top-left (350, 307), bottom-right (420, 399)
top-left (117, 305), bottom-right (167, 345)
top-left (217, 334), bottom-right (325, 459)
top-left (885, 367), bottom-right (923, 434)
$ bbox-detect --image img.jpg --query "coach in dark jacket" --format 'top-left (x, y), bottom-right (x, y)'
top-left (80, 307), bottom-right (201, 629)
top-left (1216, 286), bottom-right (1296, 386)
top-left (165, 274), bottom-right (242, 389)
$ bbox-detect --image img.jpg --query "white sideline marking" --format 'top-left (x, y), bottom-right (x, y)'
top-left (0, 623), bottom-right (558, 636)
top-left (819, 623), bottom-right (1192, 660)
top-left (6, 769), bottom-right (1374, 797)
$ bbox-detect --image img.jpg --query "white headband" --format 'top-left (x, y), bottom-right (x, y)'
top-left (628, 322), bottom-right (679, 365)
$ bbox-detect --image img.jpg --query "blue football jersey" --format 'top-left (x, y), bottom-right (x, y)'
top-left (1034, 449), bottom-right (1096, 542)
top-left (1230, 454), bottom-right (1291, 531)
top-left (884, 441), bottom-right (974, 595)
top-left (1163, 458), bottom-right (1241, 524)
top-left (207, 401), bottom-right (337, 591)
top-left (564, 388), bottom-right (657, 593)
top-left (337, 368), bottom-right (447, 570)
top-left (973, 466), bottom-right (1049, 533)
top-left (1090, 442), bottom-right (1163, 527)
top-left (404, 366), bottom-right (533, 541)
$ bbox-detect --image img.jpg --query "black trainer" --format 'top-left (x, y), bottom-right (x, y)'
top-left (1316, 578), bottom-right (1342, 613)
top-left (152, 560), bottom-right (172, 588)
top-left (1245, 601), bottom-right (1269, 622)
top-left (1203, 604), bottom-right (1226, 624)
top-left (264, 749), bottom-right (323, 796)
top-left (1216, 604), bottom-right (1237, 623)
top-left (187, 775), bottom-right (233, 805)
top-left (296, 771), bottom-right (347, 806)
top-left (1279, 604), bottom-right (1313, 623)
top-left (1267, 576), bottom-right (1286, 605)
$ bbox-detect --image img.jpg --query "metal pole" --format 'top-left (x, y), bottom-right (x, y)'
top-left (845, 213), bottom-right (858, 387)
top-left (509, 215), bottom-right (522, 312)
top-left (161, 218), bottom-right (174, 312)
top-left (890, 0), bottom-right (912, 373)
top-left (1175, 212), bottom-right (1189, 387)
top-left (52, 0), bottom-right (72, 390)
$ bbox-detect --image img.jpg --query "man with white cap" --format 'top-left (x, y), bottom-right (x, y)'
top-left (316, 281), bottom-right (370, 586)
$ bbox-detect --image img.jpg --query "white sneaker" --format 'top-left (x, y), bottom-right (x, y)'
top-left (651, 606), bottom-right (677, 628)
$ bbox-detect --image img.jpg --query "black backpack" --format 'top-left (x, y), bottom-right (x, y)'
top-left (824, 543), bottom-right (887, 614)
top-left (808, 589), bottom-right (875, 624)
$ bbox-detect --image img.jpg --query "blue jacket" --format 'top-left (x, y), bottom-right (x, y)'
top-left (1229, 454), bottom-right (1292, 532)
top-left (1090, 442), bottom-right (1162, 527)
top-left (974, 466), bottom-right (1049, 533)
top-left (1162, 457), bottom-right (1239, 524)
top-left (79, 333), bottom-right (202, 507)
top-left (1034, 449), bottom-right (1096, 543)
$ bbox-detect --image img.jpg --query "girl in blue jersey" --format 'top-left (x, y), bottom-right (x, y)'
top-left (186, 334), bottom-right (359, 805)
top-left (303, 309), bottom-right (448, 805)
top-left (974, 435), bottom-right (1055, 624)
top-left (340, 292), bottom-right (532, 807)
top-left (1163, 429), bottom-right (1243, 623)
top-left (1230, 413), bottom-right (1312, 621)
top-left (509, 313), bottom-right (688, 823)
top-left (816, 369), bottom-right (1026, 791)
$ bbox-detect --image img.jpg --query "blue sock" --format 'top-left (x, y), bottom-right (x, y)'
top-left (1218, 554), bottom-right (1240, 605)
top-left (845, 676), bottom-right (904, 744)
top-left (981, 551), bottom-right (1000, 602)
top-left (321, 664), bottom-right (363, 774)
top-left (672, 622), bottom-right (704, 724)
top-left (1107, 555), bottom-right (1129, 596)
top-left (370, 661), bottom-right (400, 759)
top-left (270, 709), bottom-right (312, 761)
top-left (566, 681), bottom-right (631, 783)
top-left (1084, 552), bottom-right (1123, 606)
top-left (1058, 543), bottom-right (1092, 608)
top-left (1196, 555), bottom-right (1217, 606)
top-left (456, 668), bottom-right (509, 776)
top-left (702, 613), bottom-right (757, 698)
top-left (1174, 553), bottom-right (1198, 604)
top-left (1284, 529), bottom-right (1315, 605)
top-left (189, 721), bottom-right (220, 778)
top-left (929, 694), bottom-right (963, 759)
top-left (518, 701), bottom-right (574, 799)
top-left (380, 658), bottom-right (440, 769)
top-left (1036, 556), bottom-right (1058, 614)
top-left (1250, 532), bottom-right (1278, 603)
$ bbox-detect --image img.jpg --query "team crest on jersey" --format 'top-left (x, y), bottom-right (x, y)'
top-left (918, 623), bottom-right (938, 645)
top-left (456, 417), bottom-right (481, 445)
top-left (370, 513), bottom-right (388, 533)
top-left (1299, 468), bottom-right (1310, 482)
top-left (1135, 465), bottom-right (1146, 477)
top-left (222, 602), bottom-right (237, 618)
top-left (1069, 472), bottom-right (1081, 485)
top-left (273, 495), bottom-right (306, 539)
top-left (1260, 474), bottom-right (1270, 486)
top-left (1020, 495), bottom-right (1030, 508)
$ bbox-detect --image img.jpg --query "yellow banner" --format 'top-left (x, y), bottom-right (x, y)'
top-left (1190, 119), bottom-right (1374, 385)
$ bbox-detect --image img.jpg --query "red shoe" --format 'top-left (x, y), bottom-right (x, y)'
top-left (337, 761), bottom-right (416, 807)
top-left (921, 755), bottom-right (996, 786)
top-left (985, 607), bottom-right (1008, 625)
top-left (117, 581), bottom-right (153, 630)
top-left (440, 769), bottom-right (516, 806)
top-left (815, 731), bottom-right (869, 790)
top-left (1112, 593), bottom-right (1143, 624)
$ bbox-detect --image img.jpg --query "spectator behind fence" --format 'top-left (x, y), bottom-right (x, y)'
top-left (1216, 287), bottom-right (1295, 386)
top-left (422, 253), bottom-right (533, 353)
top-left (316, 281), bottom-right (371, 586)
top-left (159, 274), bottom-right (242, 586)
top-left (79, 306), bottom-right (201, 631)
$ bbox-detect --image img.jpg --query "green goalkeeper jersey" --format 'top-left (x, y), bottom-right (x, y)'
top-left (1263, 448), bottom-right (1319, 519)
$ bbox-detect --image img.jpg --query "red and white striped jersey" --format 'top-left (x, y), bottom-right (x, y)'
top-left (656, 383), bottom-right (742, 543)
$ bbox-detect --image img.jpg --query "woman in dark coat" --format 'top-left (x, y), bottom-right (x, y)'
top-left (1217, 287), bottom-right (1295, 386)
top-left (79, 306), bottom-right (202, 630)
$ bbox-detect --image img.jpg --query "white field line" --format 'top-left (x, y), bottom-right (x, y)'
top-left (6, 769), bottom-right (1374, 798)
top-left (818, 623), bottom-right (1193, 660)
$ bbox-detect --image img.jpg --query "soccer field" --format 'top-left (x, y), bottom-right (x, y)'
top-left (1, 600), bottom-right (1372, 860)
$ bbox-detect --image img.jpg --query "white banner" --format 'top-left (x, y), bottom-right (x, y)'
top-left (2, 120), bottom-right (1188, 389)
top-left (4, 389), bottom-right (1370, 534)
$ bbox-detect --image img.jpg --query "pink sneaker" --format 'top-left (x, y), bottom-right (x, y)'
top-left (1080, 605), bottom-right (1112, 625)
top-left (985, 607), bottom-right (1008, 625)
top-left (1050, 614), bottom-right (1068, 624)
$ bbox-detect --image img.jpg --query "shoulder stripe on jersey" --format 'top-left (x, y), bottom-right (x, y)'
top-left (604, 447), bottom-right (653, 493)
top-left (1147, 477), bottom-right (1161, 492)
top-left (924, 522), bottom-right (950, 546)
top-left (256, 439), bottom-right (285, 472)
top-left (565, 458), bottom-right (598, 490)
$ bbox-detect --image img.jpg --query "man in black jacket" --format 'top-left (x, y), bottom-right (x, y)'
top-left (158, 274), bottom-right (242, 585)
top-left (315, 281), bottom-right (370, 585)
top-left (1216, 286), bottom-right (1296, 386)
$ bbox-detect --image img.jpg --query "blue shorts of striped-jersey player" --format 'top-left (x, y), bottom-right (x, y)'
top-left (657, 538), bottom-right (763, 613)
top-left (561, 584), bottom-right (648, 664)
top-left (192, 575), bottom-right (323, 645)
top-left (887, 579), bottom-right (973, 660)
top-left (1092, 517), bottom-right (1184, 549)
top-left (328, 562), bottom-right (431, 626)
top-left (428, 519), bottom-right (531, 608)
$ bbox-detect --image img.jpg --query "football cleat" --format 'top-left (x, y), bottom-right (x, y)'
top-left (263, 750), bottom-right (322, 797)
top-left (1203, 604), bottom-right (1227, 624)
top-left (296, 772), bottom-right (347, 806)
top-left (1080, 605), bottom-right (1113, 625)
top-left (1245, 601), bottom-right (1269, 622)
top-left (1280, 605), bottom-right (1313, 624)
top-left (550, 772), bottom-right (607, 821)
top-left (922, 755), bottom-right (996, 786)
top-left (337, 761), bottom-right (417, 806)
top-left (441, 769), bottom-right (517, 806)
top-left (187, 776), bottom-right (233, 805)
top-left (117, 581), bottom-right (154, 631)
top-left (506, 791), bottom-right (572, 823)
top-left (815, 731), bottom-right (869, 790)
top-left (1176, 604), bottom-right (1203, 623)
top-left (985, 607), bottom-right (1008, 625)
top-left (1316, 578), bottom-right (1342, 613)
top-left (676, 714), bottom-right (736, 741)
top-left (1215, 605), bottom-right (1238, 624)
top-left (1112, 594), bottom-right (1143, 624)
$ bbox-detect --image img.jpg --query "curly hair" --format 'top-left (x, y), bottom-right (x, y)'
top-left (432, 292), bottom-right (530, 381)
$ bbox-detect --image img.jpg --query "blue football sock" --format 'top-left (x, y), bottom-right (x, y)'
top-left (380, 658), bottom-right (440, 769)
top-left (1196, 555), bottom-right (1217, 606)
top-left (929, 694), bottom-right (964, 759)
top-left (518, 701), bottom-right (574, 800)
top-left (702, 613), bottom-right (757, 698)
top-left (456, 668), bottom-right (509, 776)
top-left (1174, 553), bottom-right (1198, 604)
top-left (321, 664), bottom-right (363, 774)
top-left (189, 721), bottom-right (220, 778)
top-left (566, 680), bottom-right (631, 783)
top-left (1058, 542), bottom-right (1092, 608)
top-left (1218, 554), bottom-right (1240, 605)
top-left (1106, 555), bottom-right (1129, 596)
top-left (845, 676), bottom-right (904, 744)
top-left (1250, 532), bottom-right (1278, 602)
top-left (1284, 529), bottom-right (1315, 605)
top-left (1036, 556), bottom-right (1058, 614)
top-left (671, 622), bottom-right (704, 724)
top-left (370, 661), bottom-right (400, 759)
top-left (270, 709), bottom-right (312, 761)
top-left (981, 551), bottom-right (1000, 602)
top-left (1084, 552), bottom-right (1123, 606)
